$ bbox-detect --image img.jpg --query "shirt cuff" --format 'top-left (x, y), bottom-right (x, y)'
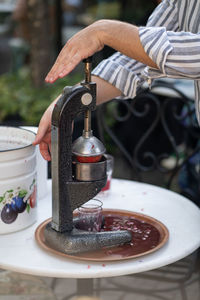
top-left (92, 59), bottom-right (145, 99)
top-left (139, 26), bottom-right (173, 74)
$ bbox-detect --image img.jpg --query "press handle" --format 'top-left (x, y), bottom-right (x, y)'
top-left (83, 56), bottom-right (93, 64)
top-left (83, 56), bottom-right (93, 83)
top-left (82, 57), bottom-right (93, 133)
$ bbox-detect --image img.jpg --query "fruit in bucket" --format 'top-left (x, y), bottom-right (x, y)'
top-left (11, 196), bottom-right (27, 213)
top-left (1, 204), bottom-right (18, 224)
top-left (29, 186), bottom-right (37, 208)
top-left (11, 190), bottom-right (27, 213)
top-left (0, 189), bottom-right (28, 224)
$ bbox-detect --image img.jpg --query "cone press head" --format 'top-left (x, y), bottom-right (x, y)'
top-left (72, 130), bottom-right (106, 163)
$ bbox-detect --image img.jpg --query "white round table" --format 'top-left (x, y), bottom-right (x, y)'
top-left (0, 178), bottom-right (200, 280)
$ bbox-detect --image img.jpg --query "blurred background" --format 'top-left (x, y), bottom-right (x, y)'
top-left (0, 0), bottom-right (159, 127)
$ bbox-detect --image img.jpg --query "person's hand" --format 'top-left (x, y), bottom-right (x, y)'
top-left (45, 21), bottom-right (104, 83)
top-left (45, 19), bottom-right (157, 84)
top-left (33, 97), bottom-right (59, 161)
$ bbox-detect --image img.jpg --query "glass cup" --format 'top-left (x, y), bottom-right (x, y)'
top-left (77, 199), bottom-right (103, 232)
top-left (102, 154), bottom-right (114, 192)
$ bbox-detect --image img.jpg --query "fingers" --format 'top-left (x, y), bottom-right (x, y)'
top-left (45, 51), bottom-right (81, 83)
top-left (32, 120), bottom-right (48, 145)
top-left (58, 53), bottom-right (82, 78)
top-left (45, 63), bottom-right (73, 83)
top-left (39, 142), bottom-right (51, 161)
top-left (32, 131), bottom-right (43, 146)
top-left (33, 97), bottom-right (59, 160)
top-left (32, 105), bottom-right (53, 145)
top-left (33, 120), bottom-right (52, 161)
top-left (45, 43), bottom-right (72, 82)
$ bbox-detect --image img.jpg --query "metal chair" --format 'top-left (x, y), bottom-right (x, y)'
top-left (97, 80), bottom-right (200, 203)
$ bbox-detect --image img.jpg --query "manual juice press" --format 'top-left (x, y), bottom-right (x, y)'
top-left (44, 57), bottom-right (132, 255)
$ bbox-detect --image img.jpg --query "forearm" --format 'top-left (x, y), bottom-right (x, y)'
top-left (50, 76), bottom-right (120, 107)
top-left (92, 75), bottom-right (122, 105)
top-left (96, 20), bottom-right (157, 69)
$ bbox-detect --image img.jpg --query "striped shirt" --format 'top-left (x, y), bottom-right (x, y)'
top-left (92, 0), bottom-right (200, 124)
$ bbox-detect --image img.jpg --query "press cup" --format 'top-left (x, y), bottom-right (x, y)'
top-left (77, 199), bottom-right (103, 232)
top-left (101, 154), bottom-right (114, 191)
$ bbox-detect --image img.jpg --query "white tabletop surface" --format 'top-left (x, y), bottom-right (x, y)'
top-left (0, 179), bottom-right (200, 279)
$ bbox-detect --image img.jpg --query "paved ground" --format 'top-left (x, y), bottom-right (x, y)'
top-left (0, 251), bottom-right (199, 300)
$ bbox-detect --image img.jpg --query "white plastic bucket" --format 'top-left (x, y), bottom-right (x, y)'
top-left (21, 126), bottom-right (48, 200)
top-left (0, 126), bottom-right (37, 234)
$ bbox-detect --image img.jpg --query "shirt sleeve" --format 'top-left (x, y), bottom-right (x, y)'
top-left (140, 28), bottom-right (200, 80)
top-left (92, 0), bottom-right (180, 99)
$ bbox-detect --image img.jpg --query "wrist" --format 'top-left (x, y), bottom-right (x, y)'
top-left (92, 19), bottom-right (112, 47)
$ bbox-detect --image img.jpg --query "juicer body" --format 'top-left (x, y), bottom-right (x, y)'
top-left (51, 83), bottom-right (107, 233)
top-left (43, 63), bottom-right (132, 255)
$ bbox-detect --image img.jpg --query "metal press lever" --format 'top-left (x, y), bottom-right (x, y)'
top-left (83, 57), bottom-right (92, 138)
top-left (72, 57), bottom-right (106, 161)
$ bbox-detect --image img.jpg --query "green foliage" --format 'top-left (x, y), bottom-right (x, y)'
top-left (0, 68), bottom-right (82, 125)
top-left (88, 1), bottom-right (121, 20)
top-left (18, 190), bottom-right (28, 198)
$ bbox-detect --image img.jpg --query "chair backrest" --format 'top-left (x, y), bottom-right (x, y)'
top-left (97, 80), bottom-right (200, 206)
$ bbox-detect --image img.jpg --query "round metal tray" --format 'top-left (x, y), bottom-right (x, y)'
top-left (35, 209), bottom-right (169, 262)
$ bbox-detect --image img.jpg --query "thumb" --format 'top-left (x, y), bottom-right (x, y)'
top-left (32, 124), bottom-right (49, 145)
top-left (32, 133), bottom-right (42, 145)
